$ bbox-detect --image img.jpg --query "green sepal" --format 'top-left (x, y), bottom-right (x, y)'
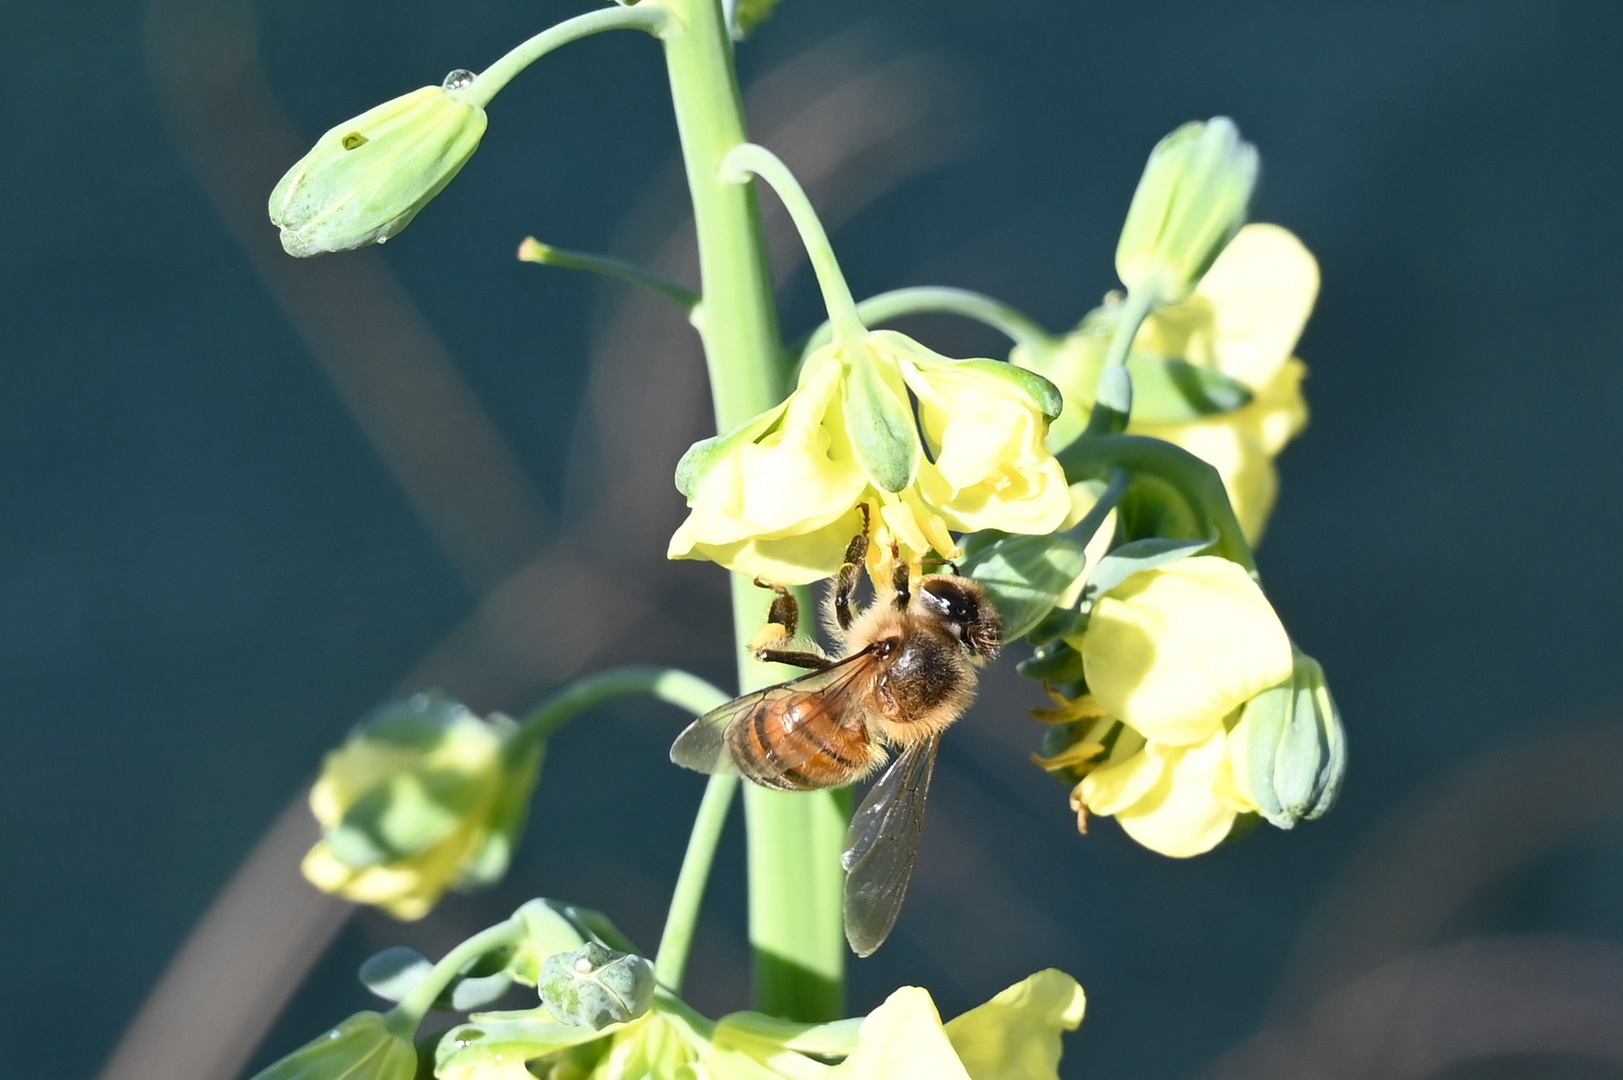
top-left (1081, 534), bottom-right (1215, 605)
top-left (247, 1012), bottom-right (416, 1080)
top-left (674, 403), bottom-right (786, 499)
top-left (961, 532), bottom-right (1090, 642)
top-left (842, 344), bottom-right (919, 493)
top-left (1017, 638), bottom-right (1087, 684)
top-left (435, 1014), bottom-right (614, 1079)
top-left (949, 358), bottom-right (1065, 420)
top-left (1126, 352), bottom-right (1253, 422)
top-left (538, 943), bottom-right (657, 1030)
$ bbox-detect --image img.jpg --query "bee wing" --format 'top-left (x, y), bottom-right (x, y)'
top-left (668, 648), bottom-right (879, 778)
top-left (840, 733), bottom-right (941, 957)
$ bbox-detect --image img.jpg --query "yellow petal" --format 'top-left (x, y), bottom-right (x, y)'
top-left (1112, 730), bottom-right (1239, 857)
top-left (1078, 557), bottom-right (1293, 744)
top-left (829, 987), bottom-right (972, 1080)
top-left (944, 969), bottom-right (1086, 1080)
top-left (671, 506), bottom-right (868, 585)
top-left (1077, 737), bottom-right (1163, 816)
top-left (1187, 223), bottom-right (1319, 389)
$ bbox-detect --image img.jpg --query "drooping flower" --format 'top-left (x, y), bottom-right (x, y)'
top-left (302, 694), bottom-right (542, 919)
top-left (669, 330), bottom-right (1071, 585)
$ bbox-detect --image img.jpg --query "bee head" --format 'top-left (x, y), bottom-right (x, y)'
top-left (918, 576), bottom-right (1002, 660)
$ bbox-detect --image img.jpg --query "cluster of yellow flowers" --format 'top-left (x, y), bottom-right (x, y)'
top-left (669, 330), bottom-right (1072, 584)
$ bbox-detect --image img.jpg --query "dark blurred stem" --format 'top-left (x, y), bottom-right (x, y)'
top-left (654, 773), bottom-right (740, 991)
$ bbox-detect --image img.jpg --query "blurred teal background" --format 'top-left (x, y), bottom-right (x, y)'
top-left (5, 2), bottom-right (1623, 1078)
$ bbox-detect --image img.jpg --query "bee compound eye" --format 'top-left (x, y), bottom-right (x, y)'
top-left (922, 578), bottom-right (978, 624)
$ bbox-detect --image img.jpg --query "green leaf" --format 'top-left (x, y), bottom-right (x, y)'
top-left (1016, 638), bottom-right (1087, 683)
top-left (842, 346), bottom-right (919, 493)
top-left (1126, 352), bottom-right (1253, 423)
top-left (961, 532), bottom-right (1090, 641)
top-left (1082, 534), bottom-right (1214, 603)
top-left (949, 358), bottom-right (1065, 420)
top-left (729, 0), bottom-right (785, 39)
top-left (358, 946), bottom-right (432, 1003)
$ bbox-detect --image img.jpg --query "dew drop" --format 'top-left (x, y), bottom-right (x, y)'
top-left (574, 957), bottom-right (595, 974)
top-left (327, 1029), bottom-right (341, 1040)
top-left (375, 235), bottom-right (388, 245)
top-left (442, 69), bottom-right (476, 90)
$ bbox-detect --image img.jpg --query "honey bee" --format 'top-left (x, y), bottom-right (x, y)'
top-left (670, 525), bottom-right (1001, 957)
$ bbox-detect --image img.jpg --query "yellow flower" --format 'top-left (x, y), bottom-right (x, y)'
top-left (302, 695), bottom-right (542, 919)
top-left (1131, 223), bottom-right (1319, 541)
top-left (269, 80), bottom-right (487, 257)
top-left (670, 331), bottom-right (1070, 584)
top-left (1073, 725), bottom-right (1257, 858)
top-left (1069, 555), bottom-right (1293, 746)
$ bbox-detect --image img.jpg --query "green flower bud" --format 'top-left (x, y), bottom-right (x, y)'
top-left (1115, 117), bottom-right (1258, 302)
top-left (248, 1012), bottom-right (416, 1080)
top-left (1228, 649), bottom-right (1345, 828)
top-left (538, 943), bottom-right (657, 1030)
top-left (269, 74), bottom-right (488, 257)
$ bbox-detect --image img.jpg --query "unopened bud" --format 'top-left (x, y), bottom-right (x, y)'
top-left (1228, 649), bottom-right (1345, 828)
top-left (1115, 117), bottom-right (1258, 302)
top-left (269, 79), bottom-right (487, 257)
top-left (538, 943), bottom-right (656, 1030)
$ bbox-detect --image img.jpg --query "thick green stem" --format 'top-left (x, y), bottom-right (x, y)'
top-left (654, 773), bottom-right (738, 991)
top-left (799, 286), bottom-right (1057, 358)
top-left (660, 0), bottom-right (846, 1021)
top-left (388, 919), bottom-right (524, 1037)
top-left (463, 5), bottom-right (670, 107)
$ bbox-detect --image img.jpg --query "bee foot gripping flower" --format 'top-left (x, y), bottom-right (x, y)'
top-left (269, 73), bottom-right (488, 256)
top-left (302, 693), bottom-right (543, 919)
top-left (670, 330), bottom-right (1071, 585)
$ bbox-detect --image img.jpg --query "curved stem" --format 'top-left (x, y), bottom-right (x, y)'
top-left (654, 773), bottom-right (739, 991)
top-left (1081, 286), bottom-right (1160, 438)
top-left (799, 286), bottom-right (1057, 358)
top-left (721, 143), bottom-right (866, 346)
top-left (387, 919), bottom-right (525, 1037)
top-left (1057, 434), bottom-right (1257, 575)
top-left (518, 237), bottom-right (700, 313)
top-left (463, 5), bottom-right (671, 108)
top-left (511, 666), bottom-right (730, 757)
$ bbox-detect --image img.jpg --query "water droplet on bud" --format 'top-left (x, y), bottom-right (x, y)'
top-left (443, 69), bottom-right (476, 90)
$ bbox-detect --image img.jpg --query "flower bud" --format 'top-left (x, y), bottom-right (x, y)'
top-left (538, 943), bottom-right (657, 1030)
top-left (1227, 649), bottom-right (1345, 828)
top-left (301, 693), bottom-right (543, 919)
top-left (248, 1012), bottom-right (416, 1080)
top-left (1115, 118), bottom-right (1257, 302)
top-left (269, 77), bottom-right (487, 257)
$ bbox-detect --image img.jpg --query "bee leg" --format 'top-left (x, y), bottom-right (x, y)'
top-left (751, 579), bottom-right (833, 670)
top-left (832, 530), bottom-right (868, 632)
top-left (890, 541), bottom-right (911, 610)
